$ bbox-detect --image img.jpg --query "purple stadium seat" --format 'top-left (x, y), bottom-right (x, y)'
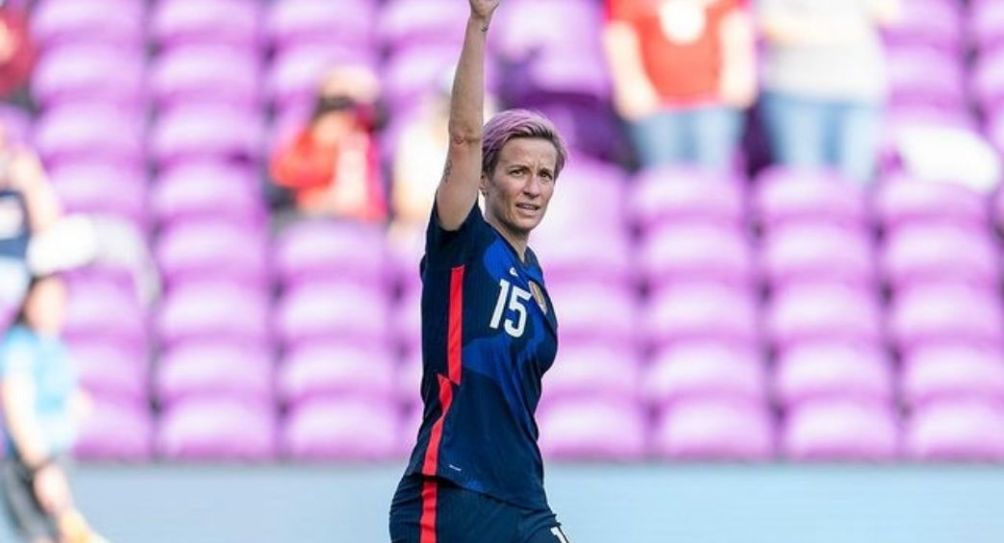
top-left (274, 281), bottom-right (391, 349)
top-left (69, 338), bottom-right (148, 405)
top-left (74, 398), bottom-right (153, 461)
top-left (886, 48), bottom-right (966, 109)
top-left (774, 342), bottom-right (893, 407)
top-left (889, 282), bottom-right (1004, 352)
top-left (494, 0), bottom-right (603, 60)
top-left (532, 230), bottom-right (633, 285)
top-left (282, 397), bottom-right (400, 461)
top-left (383, 45), bottom-right (464, 108)
top-left (47, 161), bottom-right (148, 227)
top-left (765, 283), bottom-right (883, 348)
top-left (508, 48), bottom-right (611, 104)
top-left (267, 0), bottom-right (375, 48)
top-left (881, 223), bottom-right (998, 288)
top-left (394, 288), bottom-right (422, 356)
top-left (277, 342), bottom-right (397, 405)
top-left (628, 165), bottom-right (745, 229)
top-left (537, 398), bottom-right (646, 460)
top-left (151, 0), bottom-right (262, 48)
top-left (905, 399), bottom-right (1004, 461)
top-left (884, 0), bottom-right (961, 52)
top-left (156, 280), bottom-right (270, 347)
top-left (150, 104), bottom-right (264, 165)
top-left (31, 44), bottom-right (146, 108)
top-left (64, 275), bottom-right (147, 349)
top-left (157, 341), bottom-right (273, 406)
top-left (377, 0), bottom-right (467, 52)
top-left (155, 218), bottom-right (268, 286)
top-left (761, 222), bottom-right (875, 287)
top-left (970, 0), bottom-right (1004, 54)
top-left (158, 397), bottom-right (277, 461)
top-left (34, 104), bottom-right (145, 166)
top-left (548, 281), bottom-right (638, 348)
top-left (273, 219), bottom-right (389, 286)
top-left (152, 161), bottom-right (263, 225)
top-left (642, 341), bottom-right (765, 406)
top-left (782, 398), bottom-right (899, 461)
top-left (901, 343), bottom-right (1004, 407)
top-left (643, 283), bottom-right (759, 349)
top-left (873, 176), bottom-right (988, 228)
top-left (543, 343), bottom-right (640, 404)
top-left (397, 351), bottom-right (423, 410)
top-left (971, 49), bottom-right (1004, 110)
top-left (30, 0), bottom-right (145, 48)
top-left (151, 44), bottom-right (261, 109)
top-left (752, 167), bottom-right (866, 227)
top-left (266, 41), bottom-right (378, 110)
top-left (638, 222), bottom-right (754, 288)
top-left (651, 397), bottom-right (774, 460)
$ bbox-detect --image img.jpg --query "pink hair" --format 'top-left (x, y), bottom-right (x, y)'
top-left (481, 109), bottom-right (568, 179)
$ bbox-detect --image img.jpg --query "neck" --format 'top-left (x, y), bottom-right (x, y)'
top-left (486, 215), bottom-right (529, 263)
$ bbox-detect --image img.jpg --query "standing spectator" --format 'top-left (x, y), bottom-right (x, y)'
top-left (269, 65), bottom-right (387, 223)
top-left (758, 0), bottom-right (901, 183)
top-left (0, 0), bottom-right (36, 105)
top-left (604, 0), bottom-right (756, 169)
top-left (1, 275), bottom-right (106, 543)
top-left (0, 122), bottom-right (62, 328)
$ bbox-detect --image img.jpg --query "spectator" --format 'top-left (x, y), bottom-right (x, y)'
top-left (388, 76), bottom-right (498, 242)
top-left (268, 65), bottom-right (387, 223)
top-left (603, 0), bottom-right (756, 170)
top-left (0, 122), bottom-right (62, 328)
top-left (0, 275), bottom-right (106, 543)
top-left (0, 0), bottom-right (35, 105)
top-left (758, 0), bottom-right (901, 183)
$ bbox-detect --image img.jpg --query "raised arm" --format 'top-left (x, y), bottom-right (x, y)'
top-left (434, 0), bottom-right (500, 231)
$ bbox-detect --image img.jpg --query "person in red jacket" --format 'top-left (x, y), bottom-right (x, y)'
top-left (0, 1), bottom-right (35, 103)
top-left (269, 66), bottom-right (387, 222)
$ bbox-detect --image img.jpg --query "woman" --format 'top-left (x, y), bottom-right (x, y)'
top-left (390, 1), bottom-right (571, 542)
top-left (0, 275), bottom-right (104, 543)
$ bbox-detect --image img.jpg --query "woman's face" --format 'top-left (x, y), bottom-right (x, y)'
top-left (24, 276), bottom-right (67, 335)
top-left (481, 137), bottom-right (558, 238)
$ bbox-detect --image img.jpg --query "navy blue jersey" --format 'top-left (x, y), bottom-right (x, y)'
top-left (404, 202), bottom-right (559, 510)
top-left (0, 188), bottom-right (29, 260)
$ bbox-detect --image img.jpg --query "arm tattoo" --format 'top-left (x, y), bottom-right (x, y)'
top-left (441, 158), bottom-right (454, 184)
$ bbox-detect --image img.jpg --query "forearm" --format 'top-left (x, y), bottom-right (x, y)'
top-left (603, 23), bottom-right (655, 100)
top-left (447, 15), bottom-right (492, 145)
top-left (3, 388), bottom-right (51, 468)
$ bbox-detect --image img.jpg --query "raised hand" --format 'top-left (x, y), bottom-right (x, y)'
top-left (469, 0), bottom-right (501, 21)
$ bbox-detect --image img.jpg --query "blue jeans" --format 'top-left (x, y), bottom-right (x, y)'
top-left (628, 106), bottom-right (743, 170)
top-left (761, 91), bottom-right (883, 183)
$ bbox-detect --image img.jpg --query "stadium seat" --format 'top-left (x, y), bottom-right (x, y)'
top-left (31, 44), bottom-right (146, 108)
top-left (969, 0), bottom-right (1004, 54)
top-left (882, 0), bottom-right (962, 53)
top-left (150, 104), bottom-right (264, 165)
top-left (638, 222), bottom-right (755, 288)
top-left (267, 0), bottom-right (375, 50)
top-left (765, 282), bottom-right (883, 348)
top-left (155, 218), bottom-right (269, 287)
top-left (628, 165), bottom-right (746, 230)
top-left (156, 280), bottom-right (270, 347)
top-left (156, 341), bottom-right (274, 406)
top-left (282, 397), bottom-right (400, 461)
top-left (880, 223), bottom-right (999, 288)
top-left (537, 398), bottom-right (647, 461)
top-left (151, 161), bottom-right (263, 226)
top-left (64, 275), bottom-right (147, 349)
top-left (542, 343), bottom-right (641, 404)
top-left (781, 398), bottom-right (899, 461)
top-left (150, 44), bottom-right (262, 109)
top-left (158, 397), bottom-right (277, 461)
top-left (904, 399), bottom-right (1004, 461)
top-left (651, 397), bottom-right (774, 461)
top-left (643, 283), bottom-right (759, 349)
top-left (273, 219), bottom-right (390, 287)
top-left (69, 338), bottom-right (149, 405)
top-left (547, 281), bottom-right (638, 348)
top-left (274, 280), bottom-right (391, 349)
top-left (888, 282), bottom-right (1004, 352)
top-left (30, 0), bottom-right (145, 48)
top-left (773, 342), bottom-right (893, 407)
top-left (901, 343), bottom-right (1004, 407)
top-left (151, 0), bottom-right (262, 49)
top-left (377, 0), bottom-right (468, 52)
top-left (47, 161), bottom-right (149, 227)
top-left (873, 176), bottom-right (989, 229)
top-left (760, 222), bottom-right (876, 287)
top-left (752, 167), bottom-right (867, 228)
top-left (277, 342), bottom-right (397, 405)
top-left (74, 398), bottom-right (154, 461)
top-left (642, 341), bottom-right (766, 406)
top-left (33, 103), bottom-right (145, 167)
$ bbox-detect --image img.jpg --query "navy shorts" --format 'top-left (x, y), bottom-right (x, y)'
top-left (389, 475), bottom-right (570, 543)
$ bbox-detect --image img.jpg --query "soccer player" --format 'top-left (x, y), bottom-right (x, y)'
top-left (389, 1), bottom-right (571, 542)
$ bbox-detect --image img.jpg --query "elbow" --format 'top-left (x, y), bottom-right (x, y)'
top-left (447, 126), bottom-right (483, 147)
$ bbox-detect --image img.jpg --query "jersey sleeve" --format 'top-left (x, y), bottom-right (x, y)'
top-left (424, 200), bottom-right (495, 268)
top-left (0, 329), bottom-right (35, 378)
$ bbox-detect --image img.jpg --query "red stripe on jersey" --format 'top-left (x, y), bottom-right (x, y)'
top-left (421, 264), bottom-right (464, 477)
top-left (447, 265), bottom-right (464, 384)
top-left (419, 479), bottom-right (438, 543)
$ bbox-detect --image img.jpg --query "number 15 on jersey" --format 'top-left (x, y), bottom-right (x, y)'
top-left (489, 278), bottom-right (532, 338)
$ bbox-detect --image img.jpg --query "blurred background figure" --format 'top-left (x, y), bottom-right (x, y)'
top-left (603, 0), bottom-right (756, 170)
top-left (0, 121), bottom-right (61, 330)
top-left (0, 274), bottom-right (105, 543)
top-left (268, 65), bottom-right (387, 223)
top-left (0, 0), bottom-right (35, 106)
top-left (758, 0), bottom-right (901, 183)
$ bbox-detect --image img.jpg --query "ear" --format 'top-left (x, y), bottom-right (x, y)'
top-left (479, 172), bottom-right (489, 197)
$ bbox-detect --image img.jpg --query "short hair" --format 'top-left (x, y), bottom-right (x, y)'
top-left (481, 109), bottom-right (568, 179)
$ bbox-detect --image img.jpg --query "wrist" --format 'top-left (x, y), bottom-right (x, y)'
top-left (469, 14), bottom-right (492, 31)
top-left (27, 455), bottom-right (53, 474)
